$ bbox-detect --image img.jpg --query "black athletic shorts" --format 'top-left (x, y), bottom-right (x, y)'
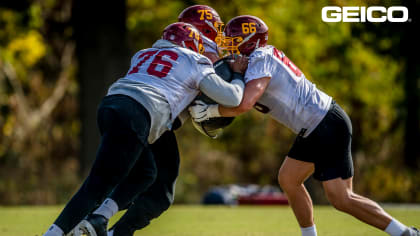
top-left (288, 101), bottom-right (354, 181)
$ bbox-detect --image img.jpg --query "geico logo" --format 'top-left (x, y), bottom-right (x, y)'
top-left (322, 6), bottom-right (409, 22)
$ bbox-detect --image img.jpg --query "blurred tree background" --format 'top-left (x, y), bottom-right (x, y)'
top-left (0, 0), bottom-right (418, 205)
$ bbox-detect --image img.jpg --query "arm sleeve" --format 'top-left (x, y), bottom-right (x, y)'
top-left (199, 73), bottom-right (245, 107)
top-left (192, 55), bottom-right (216, 87)
top-left (244, 50), bottom-right (273, 83)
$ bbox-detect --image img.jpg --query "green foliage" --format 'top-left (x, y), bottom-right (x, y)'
top-left (0, 1), bottom-right (80, 204)
top-left (360, 166), bottom-right (412, 202)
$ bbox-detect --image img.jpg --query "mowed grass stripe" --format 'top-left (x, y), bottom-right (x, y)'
top-left (0, 205), bottom-right (419, 236)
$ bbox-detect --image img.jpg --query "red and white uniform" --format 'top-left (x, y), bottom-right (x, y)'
top-left (245, 46), bottom-right (332, 137)
top-left (108, 40), bottom-right (214, 143)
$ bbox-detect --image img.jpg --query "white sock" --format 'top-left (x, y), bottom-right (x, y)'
top-left (107, 229), bottom-right (114, 236)
top-left (385, 218), bottom-right (408, 236)
top-left (301, 225), bottom-right (317, 236)
top-left (93, 198), bottom-right (119, 220)
top-left (43, 224), bottom-right (64, 236)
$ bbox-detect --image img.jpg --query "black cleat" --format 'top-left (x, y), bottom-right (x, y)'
top-left (78, 214), bottom-right (108, 236)
top-left (402, 227), bottom-right (420, 236)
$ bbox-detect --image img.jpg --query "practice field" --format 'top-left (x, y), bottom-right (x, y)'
top-left (0, 205), bottom-right (419, 236)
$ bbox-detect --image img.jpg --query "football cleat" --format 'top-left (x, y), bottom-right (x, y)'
top-left (66, 223), bottom-right (86, 236)
top-left (78, 214), bottom-right (108, 236)
top-left (67, 228), bottom-right (83, 236)
top-left (402, 227), bottom-right (420, 236)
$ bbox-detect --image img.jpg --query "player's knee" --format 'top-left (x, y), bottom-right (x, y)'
top-left (277, 169), bottom-right (285, 187)
top-left (166, 192), bottom-right (175, 206)
top-left (277, 168), bottom-right (292, 191)
top-left (146, 190), bottom-right (174, 219)
top-left (148, 198), bottom-right (172, 219)
top-left (159, 198), bottom-right (172, 213)
top-left (161, 190), bottom-right (175, 212)
top-left (153, 192), bottom-right (173, 215)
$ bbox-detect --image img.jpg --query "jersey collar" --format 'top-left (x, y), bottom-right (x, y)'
top-left (152, 39), bottom-right (178, 49)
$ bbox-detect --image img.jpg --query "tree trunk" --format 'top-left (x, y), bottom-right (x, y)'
top-left (73, 0), bottom-right (129, 175)
top-left (402, 1), bottom-right (420, 169)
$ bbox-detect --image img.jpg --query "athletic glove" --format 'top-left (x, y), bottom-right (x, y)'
top-left (188, 100), bottom-right (220, 122)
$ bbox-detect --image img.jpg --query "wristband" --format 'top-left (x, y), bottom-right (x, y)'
top-left (208, 104), bottom-right (221, 118)
top-left (232, 72), bottom-right (245, 82)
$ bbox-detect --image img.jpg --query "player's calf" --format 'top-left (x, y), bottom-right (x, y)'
top-left (324, 189), bottom-right (353, 213)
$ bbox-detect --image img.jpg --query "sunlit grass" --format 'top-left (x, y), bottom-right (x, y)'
top-left (0, 205), bottom-right (419, 236)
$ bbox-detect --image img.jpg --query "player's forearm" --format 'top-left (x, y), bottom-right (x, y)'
top-left (218, 95), bottom-right (255, 117)
top-left (199, 73), bottom-right (245, 107)
top-left (218, 77), bottom-right (271, 117)
top-left (218, 105), bottom-right (248, 117)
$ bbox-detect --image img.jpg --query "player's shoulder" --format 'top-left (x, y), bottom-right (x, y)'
top-left (181, 48), bottom-right (212, 65)
top-left (152, 39), bottom-right (212, 65)
top-left (249, 45), bottom-right (275, 61)
top-left (132, 47), bottom-right (153, 58)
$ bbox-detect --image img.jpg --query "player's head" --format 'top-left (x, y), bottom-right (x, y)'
top-left (162, 22), bottom-right (205, 54)
top-left (221, 15), bottom-right (268, 56)
top-left (178, 5), bottom-right (223, 43)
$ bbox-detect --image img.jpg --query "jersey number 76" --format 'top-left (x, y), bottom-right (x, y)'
top-left (128, 50), bottom-right (178, 78)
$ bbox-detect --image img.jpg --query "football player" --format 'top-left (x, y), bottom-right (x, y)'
top-left (42, 22), bottom-right (248, 236)
top-left (70, 5), bottom-right (241, 236)
top-left (189, 15), bottom-right (419, 236)
top-left (178, 4), bottom-right (224, 63)
top-left (71, 5), bottom-right (241, 236)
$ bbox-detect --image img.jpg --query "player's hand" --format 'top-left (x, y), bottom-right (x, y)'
top-left (188, 100), bottom-right (220, 122)
top-left (229, 54), bottom-right (249, 74)
top-left (203, 52), bottom-right (220, 63)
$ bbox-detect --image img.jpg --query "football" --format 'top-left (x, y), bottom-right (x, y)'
top-left (192, 58), bottom-right (236, 138)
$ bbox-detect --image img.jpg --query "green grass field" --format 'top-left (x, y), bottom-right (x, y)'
top-left (0, 205), bottom-right (419, 236)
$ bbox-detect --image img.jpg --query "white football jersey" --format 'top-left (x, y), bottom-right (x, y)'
top-left (245, 46), bottom-right (332, 137)
top-left (108, 39), bottom-right (214, 143)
